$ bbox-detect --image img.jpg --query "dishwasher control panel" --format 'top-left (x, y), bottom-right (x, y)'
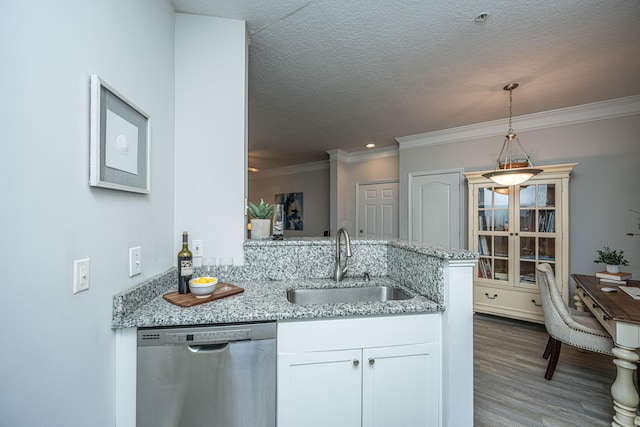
top-left (137, 322), bottom-right (276, 347)
top-left (170, 329), bottom-right (250, 344)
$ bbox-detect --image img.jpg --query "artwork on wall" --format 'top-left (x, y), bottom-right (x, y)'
top-left (89, 74), bottom-right (150, 193)
top-left (275, 192), bottom-right (304, 231)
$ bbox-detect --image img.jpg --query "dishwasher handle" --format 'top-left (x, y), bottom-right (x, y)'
top-left (188, 343), bottom-right (230, 353)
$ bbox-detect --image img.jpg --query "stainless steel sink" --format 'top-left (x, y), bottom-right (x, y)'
top-left (287, 286), bottom-right (412, 305)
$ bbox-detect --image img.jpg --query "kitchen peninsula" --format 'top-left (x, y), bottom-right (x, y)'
top-left (113, 238), bottom-right (478, 427)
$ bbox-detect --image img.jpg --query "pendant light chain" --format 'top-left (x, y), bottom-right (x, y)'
top-left (508, 87), bottom-right (514, 135)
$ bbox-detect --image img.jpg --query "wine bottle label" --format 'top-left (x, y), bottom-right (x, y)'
top-left (180, 259), bottom-right (193, 276)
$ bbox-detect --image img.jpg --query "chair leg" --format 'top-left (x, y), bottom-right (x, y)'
top-left (543, 335), bottom-right (554, 359)
top-left (544, 337), bottom-right (562, 380)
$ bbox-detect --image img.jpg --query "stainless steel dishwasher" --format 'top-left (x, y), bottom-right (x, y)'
top-left (136, 322), bottom-right (276, 427)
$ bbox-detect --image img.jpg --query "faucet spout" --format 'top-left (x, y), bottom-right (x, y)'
top-left (333, 227), bottom-right (352, 282)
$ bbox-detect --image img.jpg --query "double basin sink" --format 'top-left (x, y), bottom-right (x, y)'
top-left (287, 285), bottom-right (412, 305)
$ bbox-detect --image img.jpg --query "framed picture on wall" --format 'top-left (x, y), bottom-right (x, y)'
top-left (89, 74), bottom-right (150, 193)
top-left (275, 192), bottom-right (304, 230)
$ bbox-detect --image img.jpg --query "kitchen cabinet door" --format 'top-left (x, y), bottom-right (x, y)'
top-left (277, 348), bottom-right (362, 427)
top-left (362, 342), bottom-right (440, 427)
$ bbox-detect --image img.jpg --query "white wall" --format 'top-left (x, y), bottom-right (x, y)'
top-left (249, 164), bottom-right (330, 237)
top-left (174, 14), bottom-right (247, 263)
top-left (0, 1), bottom-right (175, 426)
top-left (399, 108), bottom-right (640, 280)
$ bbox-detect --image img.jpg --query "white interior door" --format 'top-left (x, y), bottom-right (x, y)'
top-left (357, 182), bottom-right (399, 238)
top-left (409, 171), bottom-right (462, 248)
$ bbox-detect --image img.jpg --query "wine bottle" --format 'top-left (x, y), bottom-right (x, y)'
top-left (177, 231), bottom-right (193, 294)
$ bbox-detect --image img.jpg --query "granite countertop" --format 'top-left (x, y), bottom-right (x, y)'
top-left (113, 276), bottom-right (442, 329)
top-left (112, 238), bottom-right (477, 329)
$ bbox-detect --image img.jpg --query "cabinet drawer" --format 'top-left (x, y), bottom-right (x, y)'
top-left (474, 285), bottom-right (544, 323)
top-left (575, 288), bottom-right (616, 337)
top-left (278, 314), bottom-right (440, 353)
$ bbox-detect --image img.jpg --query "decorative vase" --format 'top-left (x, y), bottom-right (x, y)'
top-left (605, 264), bottom-right (620, 274)
top-left (250, 219), bottom-right (271, 240)
top-left (272, 204), bottom-right (284, 240)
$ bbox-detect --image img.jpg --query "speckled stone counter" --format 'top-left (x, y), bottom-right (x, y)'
top-left (112, 238), bottom-right (478, 328)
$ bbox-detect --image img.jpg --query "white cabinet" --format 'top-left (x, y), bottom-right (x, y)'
top-left (362, 343), bottom-right (439, 427)
top-left (464, 164), bottom-right (576, 323)
top-left (277, 314), bottom-right (441, 427)
top-left (278, 349), bottom-right (362, 427)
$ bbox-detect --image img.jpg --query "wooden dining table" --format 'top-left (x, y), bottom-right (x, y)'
top-left (572, 274), bottom-right (640, 427)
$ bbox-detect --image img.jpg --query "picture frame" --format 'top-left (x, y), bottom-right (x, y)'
top-left (275, 192), bottom-right (304, 230)
top-left (89, 74), bottom-right (150, 193)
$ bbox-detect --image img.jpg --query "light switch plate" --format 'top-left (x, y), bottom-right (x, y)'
top-left (73, 258), bottom-right (90, 294)
top-left (193, 240), bottom-right (203, 257)
top-left (129, 246), bottom-right (142, 277)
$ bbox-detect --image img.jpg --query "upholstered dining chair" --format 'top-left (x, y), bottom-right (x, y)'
top-left (535, 263), bottom-right (614, 380)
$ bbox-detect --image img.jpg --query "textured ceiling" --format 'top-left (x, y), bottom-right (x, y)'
top-left (171, 0), bottom-right (640, 171)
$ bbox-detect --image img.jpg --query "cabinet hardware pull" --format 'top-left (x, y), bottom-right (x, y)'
top-left (368, 357), bottom-right (375, 365)
top-left (485, 293), bottom-right (498, 300)
top-left (353, 359), bottom-right (360, 367)
top-left (531, 299), bottom-right (542, 307)
top-left (603, 315), bottom-right (610, 321)
top-left (592, 303), bottom-right (598, 309)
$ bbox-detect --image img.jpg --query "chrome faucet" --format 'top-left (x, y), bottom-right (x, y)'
top-left (333, 227), bottom-right (352, 282)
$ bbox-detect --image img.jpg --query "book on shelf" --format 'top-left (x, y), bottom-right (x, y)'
top-left (538, 211), bottom-right (555, 233)
top-left (478, 236), bottom-right (490, 255)
top-left (478, 261), bottom-right (485, 278)
top-left (599, 278), bottom-right (627, 285)
top-left (538, 212), bottom-right (546, 233)
top-left (596, 271), bottom-right (632, 281)
top-left (478, 258), bottom-right (492, 279)
top-left (479, 215), bottom-right (486, 231)
top-left (520, 273), bottom-right (536, 284)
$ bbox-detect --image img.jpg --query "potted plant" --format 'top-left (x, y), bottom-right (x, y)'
top-left (593, 246), bottom-right (629, 273)
top-left (248, 199), bottom-right (273, 240)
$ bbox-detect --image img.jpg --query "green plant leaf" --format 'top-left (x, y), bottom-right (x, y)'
top-left (248, 198), bottom-right (274, 219)
top-left (593, 246), bottom-right (629, 266)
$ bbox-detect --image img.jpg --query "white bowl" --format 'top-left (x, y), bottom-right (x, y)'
top-left (189, 277), bottom-right (219, 298)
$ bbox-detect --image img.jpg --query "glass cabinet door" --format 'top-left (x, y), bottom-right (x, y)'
top-left (517, 183), bottom-right (557, 286)
top-left (477, 187), bottom-right (510, 281)
top-left (475, 182), bottom-right (559, 287)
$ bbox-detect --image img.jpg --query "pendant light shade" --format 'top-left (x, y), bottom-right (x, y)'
top-left (483, 83), bottom-right (542, 185)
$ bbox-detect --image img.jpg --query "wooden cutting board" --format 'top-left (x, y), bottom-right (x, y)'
top-left (163, 283), bottom-right (244, 307)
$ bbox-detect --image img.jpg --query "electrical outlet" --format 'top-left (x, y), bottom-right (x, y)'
top-left (193, 240), bottom-right (203, 257)
top-left (129, 246), bottom-right (142, 277)
top-left (73, 258), bottom-right (90, 294)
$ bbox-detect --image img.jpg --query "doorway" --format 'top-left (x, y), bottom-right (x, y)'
top-left (356, 181), bottom-right (399, 238)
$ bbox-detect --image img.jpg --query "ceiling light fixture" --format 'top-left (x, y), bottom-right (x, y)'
top-left (365, 143), bottom-right (376, 148)
top-left (482, 83), bottom-right (542, 186)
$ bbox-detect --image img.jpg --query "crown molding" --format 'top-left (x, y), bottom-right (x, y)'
top-left (248, 159), bottom-right (328, 179)
top-left (327, 148), bottom-right (348, 162)
top-left (396, 95), bottom-right (640, 150)
top-left (345, 145), bottom-right (398, 163)
top-left (328, 146), bottom-right (398, 164)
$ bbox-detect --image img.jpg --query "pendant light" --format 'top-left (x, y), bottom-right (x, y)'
top-left (482, 83), bottom-right (542, 186)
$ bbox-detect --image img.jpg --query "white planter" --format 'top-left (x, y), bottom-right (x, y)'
top-left (605, 264), bottom-right (620, 274)
top-left (250, 219), bottom-right (271, 240)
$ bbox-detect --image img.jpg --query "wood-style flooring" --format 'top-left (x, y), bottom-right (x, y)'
top-left (474, 314), bottom-right (619, 427)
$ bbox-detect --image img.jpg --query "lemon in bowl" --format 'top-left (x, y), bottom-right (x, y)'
top-left (189, 276), bottom-right (219, 298)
